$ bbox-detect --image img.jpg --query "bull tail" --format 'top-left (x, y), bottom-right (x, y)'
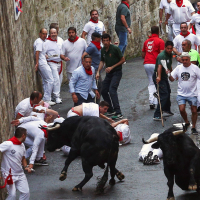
top-left (95, 165), bottom-right (109, 194)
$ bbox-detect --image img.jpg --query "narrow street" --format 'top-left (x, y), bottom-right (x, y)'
top-left (26, 57), bottom-right (200, 200)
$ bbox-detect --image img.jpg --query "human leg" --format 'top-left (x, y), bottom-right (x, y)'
top-left (86, 94), bottom-right (94, 103)
top-left (101, 74), bottom-right (114, 112)
top-left (108, 70), bottom-right (122, 114)
top-left (177, 100), bottom-right (189, 124)
top-left (167, 21), bottom-right (174, 41)
top-left (5, 174), bottom-right (17, 200)
top-left (116, 31), bottom-right (128, 55)
top-left (38, 64), bottom-right (54, 101)
top-left (58, 62), bottom-right (63, 86)
top-left (74, 93), bottom-right (87, 106)
top-left (144, 64), bottom-right (157, 106)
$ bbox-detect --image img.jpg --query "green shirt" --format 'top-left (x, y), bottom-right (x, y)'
top-left (188, 49), bottom-right (200, 67)
top-left (154, 50), bottom-right (172, 80)
top-left (101, 44), bottom-right (123, 73)
top-left (115, 3), bottom-right (131, 32)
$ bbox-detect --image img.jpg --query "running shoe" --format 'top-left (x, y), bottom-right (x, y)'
top-left (111, 114), bottom-right (123, 120)
top-left (153, 116), bottom-right (162, 121)
top-left (105, 111), bottom-right (116, 116)
top-left (149, 104), bottom-right (155, 109)
top-left (34, 158), bottom-right (49, 166)
top-left (191, 128), bottom-right (198, 135)
top-left (56, 98), bottom-right (62, 104)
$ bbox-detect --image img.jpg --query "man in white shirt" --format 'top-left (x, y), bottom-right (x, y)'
top-left (33, 29), bottom-right (55, 106)
top-left (49, 23), bottom-right (64, 86)
top-left (165, 0), bottom-right (195, 36)
top-left (167, 52), bottom-right (200, 134)
top-left (159, 0), bottom-right (174, 41)
top-left (81, 9), bottom-right (105, 45)
top-left (43, 28), bottom-right (62, 104)
top-left (0, 127), bottom-right (31, 199)
top-left (15, 91), bottom-right (43, 120)
top-left (60, 27), bottom-right (87, 81)
top-left (173, 22), bottom-right (200, 58)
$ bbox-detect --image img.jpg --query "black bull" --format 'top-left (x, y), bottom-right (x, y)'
top-left (44, 116), bottom-right (125, 192)
top-left (143, 126), bottom-right (200, 200)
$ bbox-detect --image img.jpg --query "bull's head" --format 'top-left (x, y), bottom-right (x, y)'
top-left (142, 126), bottom-right (186, 166)
top-left (41, 123), bottom-right (63, 152)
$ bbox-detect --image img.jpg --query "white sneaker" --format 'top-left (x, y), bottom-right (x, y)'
top-left (56, 98), bottom-right (62, 104)
top-left (46, 101), bottom-right (56, 106)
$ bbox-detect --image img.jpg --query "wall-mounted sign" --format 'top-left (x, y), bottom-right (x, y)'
top-left (13, 0), bottom-right (23, 20)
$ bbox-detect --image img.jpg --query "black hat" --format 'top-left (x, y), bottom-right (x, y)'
top-left (92, 32), bottom-right (101, 38)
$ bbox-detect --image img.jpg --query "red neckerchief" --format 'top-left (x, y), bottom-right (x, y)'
top-left (91, 41), bottom-right (101, 50)
top-left (176, 0), bottom-right (183, 7)
top-left (198, 11), bottom-right (200, 14)
top-left (148, 33), bottom-right (159, 38)
top-left (47, 36), bottom-right (57, 42)
top-left (68, 36), bottom-right (79, 43)
top-left (85, 67), bottom-right (93, 75)
top-left (122, 1), bottom-right (130, 8)
top-left (180, 31), bottom-right (190, 38)
top-left (90, 18), bottom-right (98, 23)
top-left (8, 136), bottom-right (22, 145)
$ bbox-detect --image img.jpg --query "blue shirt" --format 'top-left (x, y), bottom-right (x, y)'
top-left (86, 43), bottom-right (101, 71)
top-left (69, 65), bottom-right (97, 99)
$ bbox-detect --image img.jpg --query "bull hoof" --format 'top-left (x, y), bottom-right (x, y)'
top-left (59, 171), bottom-right (67, 181)
top-left (116, 171), bottom-right (125, 181)
top-left (72, 187), bottom-right (82, 192)
top-left (95, 187), bottom-right (104, 195)
top-left (109, 178), bottom-right (115, 185)
top-left (188, 184), bottom-right (197, 190)
top-left (167, 197), bottom-right (175, 200)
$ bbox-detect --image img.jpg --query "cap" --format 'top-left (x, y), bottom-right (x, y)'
top-left (180, 52), bottom-right (191, 58)
top-left (92, 32), bottom-right (101, 38)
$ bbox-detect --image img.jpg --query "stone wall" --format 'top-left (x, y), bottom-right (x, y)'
top-left (0, 0), bottom-right (161, 198)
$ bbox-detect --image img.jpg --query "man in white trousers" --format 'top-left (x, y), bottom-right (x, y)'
top-left (0, 127), bottom-right (32, 200)
top-left (142, 26), bottom-right (165, 109)
top-left (43, 28), bottom-right (62, 104)
top-left (138, 133), bottom-right (163, 165)
top-left (34, 29), bottom-right (55, 106)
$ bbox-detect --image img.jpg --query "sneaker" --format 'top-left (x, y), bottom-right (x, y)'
top-left (153, 92), bottom-right (158, 99)
top-left (185, 122), bottom-right (190, 130)
top-left (56, 98), bottom-right (62, 104)
top-left (197, 106), bottom-right (200, 112)
top-left (105, 111), bottom-right (116, 116)
top-left (150, 104), bottom-right (155, 109)
top-left (123, 61), bottom-right (126, 64)
top-left (143, 151), bottom-right (153, 165)
top-left (152, 155), bottom-right (160, 164)
top-left (111, 114), bottom-right (123, 120)
top-left (45, 101), bottom-right (56, 106)
top-left (153, 116), bottom-right (162, 121)
top-left (191, 128), bottom-right (198, 135)
top-left (163, 111), bottom-right (174, 116)
top-left (34, 158), bottom-right (49, 166)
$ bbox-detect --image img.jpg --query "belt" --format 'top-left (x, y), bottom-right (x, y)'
top-left (48, 60), bottom-right (61, 64)
top-left (71, 108), bottom-right (81, 116)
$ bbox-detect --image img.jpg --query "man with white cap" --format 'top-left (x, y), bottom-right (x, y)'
top-left (167, 52), bottom-right (200, 134)
top-left (138, 133), bottom-right (163, 165)
top-left (165, 0), bottom-right (195, 36)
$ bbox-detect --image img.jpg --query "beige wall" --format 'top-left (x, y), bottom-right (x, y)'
top-left (0, 0), bottom-right (160, 198)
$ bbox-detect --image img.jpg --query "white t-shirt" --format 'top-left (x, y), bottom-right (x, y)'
top-left (171, 63), bottom-right (200, 96)
top-left (0, 141), bottom-right (25, 175)
top-left (168, 0), bottom-right (194, 24)
top-left (30, 105), bottom-right (47, 120)
top-left (159, 0), bottom-right (174, 22)
top-left (190, 13), bottom-right (200, 36)
top-left (82, 103), bottom-right (99, 117)
top-left (83, 21), bottom-right (105, 45)
top-left (173, 33), bottom-right (200, 53)
top-left (33, 38), bottom-right (47, 65)
top-left (15, 98), bottom-right (33, 118)
top-left (114, 124), bottom-right (131, 145)
top-left (43, 39), bottom-right (62, 62)
top-left (61, 38), bottom-right (87, 73)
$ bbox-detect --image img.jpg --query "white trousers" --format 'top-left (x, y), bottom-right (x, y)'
top-left (144, 64), bottom-right (158, 105)
top-left (61, 145), bottom-right (71, 156)
top-left (167, 21), bottom-right (174, 41)
top-left (197, 79), bottom-right (200, 108)
top-left (67, 72), bottom-right (72, 82)
top-left (3, 173), bottom-right (30, 200)
top-left (48, 62), bottom-right (61, 98)
top-left (138, 133), bottom-right (163, 161)
top-left (38, 64), bottom-right (54, 101)
top-left (67, 110), bottom-right (79, 118)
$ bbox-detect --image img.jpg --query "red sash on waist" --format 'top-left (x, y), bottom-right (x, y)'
top-left (48, 60), bottom-right (61, 64)
top-left (0, 169), bottom-right (13, 189)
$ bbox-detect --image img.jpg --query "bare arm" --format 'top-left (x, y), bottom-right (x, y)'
top-left (165, 13), bottom-right (171, 25)
top-left (142, 52), bottom-right (146, 59)
top-left (156, 64), bottom-right (163, 83)
top-left (99, 113), bottom-right (114, 123)
top-left (105, 56), bottom-right (125, 73)
top-left (35, 51), bottom-right (40, 72)
top-left (60, 54), bottom-right (70, 62)
top-left (22, 156), bottom-right (32, 173)
top-left (15, 113), bottom-right (23, 120)
top-left (96, 61), bottom-right (104, 80)
top-left (159, 9), bottom-right (163, 24)
top-left (173, 47), bottom-right (181, 56)
top-left (81, 31), bottom-right (88, 39)
top-left (111, 119), bottom-right (129, 127)
top-left (121, 15), bottom-right (131, 34)
top-left (46, 109), bottom-right (58, 117)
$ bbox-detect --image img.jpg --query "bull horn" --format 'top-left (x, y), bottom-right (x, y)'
top-left (172, 130), bottom-right (184, 136)
top-left (47, 124), bottom-right (60, 131)
top-left (142, 136), bottom-right (158, 144)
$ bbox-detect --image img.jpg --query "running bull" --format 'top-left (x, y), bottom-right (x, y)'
top-left (41, 116), bottom-right (125, 193)
top-left (142, 125), bottom-right (200, 200)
